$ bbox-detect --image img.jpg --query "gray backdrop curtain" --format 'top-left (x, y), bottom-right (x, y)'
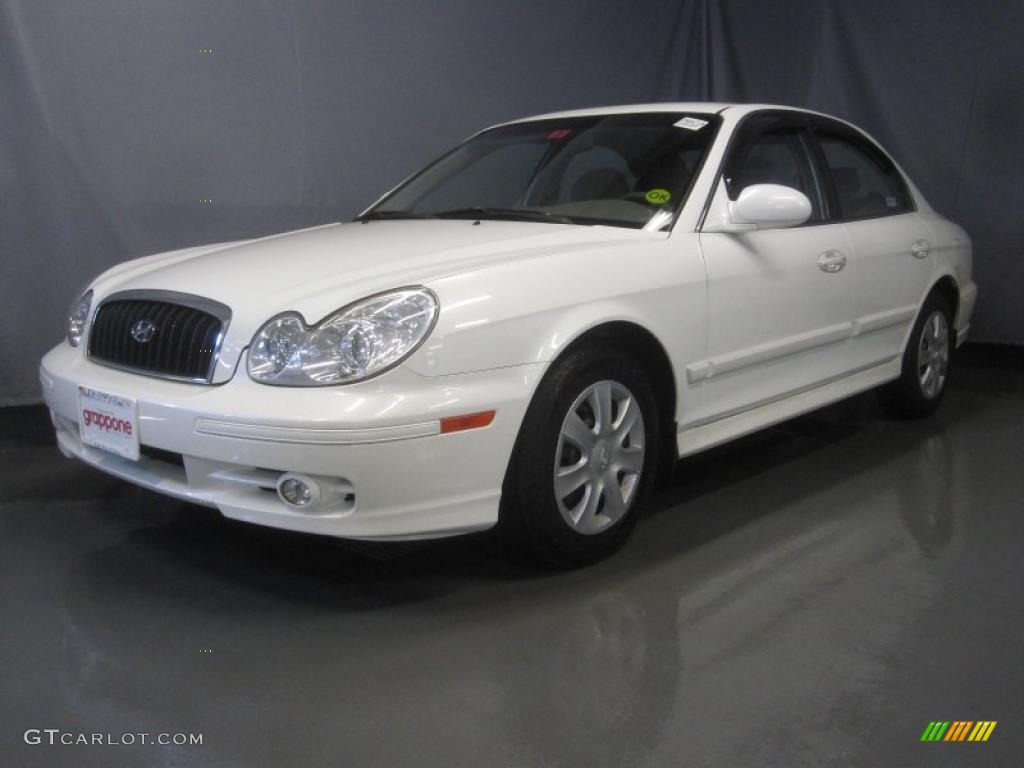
top-left (665, 0), bottom-right (1024, 349)
top-left (1, 0), bottom-right (1021, 404)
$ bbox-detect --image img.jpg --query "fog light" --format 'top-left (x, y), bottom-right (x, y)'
top-left (277, 473), bottom-right (321, 508)
top-left (280, 478), bottom-right (311, 505)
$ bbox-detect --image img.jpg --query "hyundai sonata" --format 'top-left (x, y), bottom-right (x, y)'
top-left (41, 103), bottom-right (977, 566)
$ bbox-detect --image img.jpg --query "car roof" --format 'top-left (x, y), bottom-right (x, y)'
top-left (502, 102), bottom-right (831, 124)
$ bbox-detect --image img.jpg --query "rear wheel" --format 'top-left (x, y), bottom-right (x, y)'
top-left (879, 293), bottom-right (953, 418)
top-left (500, 347), bottom-right (660, 567)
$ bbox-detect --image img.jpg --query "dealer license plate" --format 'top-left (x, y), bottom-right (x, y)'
top-left (78, 386), bottom-right (140, 461)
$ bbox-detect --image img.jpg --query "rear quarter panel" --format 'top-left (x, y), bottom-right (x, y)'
top-left (919, 212), bottom-right (974, 329)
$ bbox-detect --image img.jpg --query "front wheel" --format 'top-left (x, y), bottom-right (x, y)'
top-left (500, 347), bottom-right (660, 568)
top-left (879, 293), bottom-right (953, 418)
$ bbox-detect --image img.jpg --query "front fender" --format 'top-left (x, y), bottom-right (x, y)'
top-left (406, 234), bottom-right (707, 380)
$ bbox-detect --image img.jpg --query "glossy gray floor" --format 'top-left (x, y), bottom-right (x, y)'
top-left (2, 348), bottom-right (1022, 768)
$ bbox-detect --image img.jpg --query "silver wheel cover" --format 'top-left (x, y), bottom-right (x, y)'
top-left (917, 310), bottom-right (950, 399)
top-left (554, 380), bottom-right (646, 535)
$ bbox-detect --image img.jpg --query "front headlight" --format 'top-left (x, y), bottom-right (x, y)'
top-left (66, 289), bottom-right (93, 347)
top-left (247, 288), bottom-right (438, 386)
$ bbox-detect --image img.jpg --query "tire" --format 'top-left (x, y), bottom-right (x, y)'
top-left (879, 292), bottom-right (954, 418)
top-left (500, 346), bottom-right (660, 568)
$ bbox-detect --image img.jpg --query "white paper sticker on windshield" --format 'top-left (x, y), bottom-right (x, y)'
top-left (675, 117), bottom-right (709, 131)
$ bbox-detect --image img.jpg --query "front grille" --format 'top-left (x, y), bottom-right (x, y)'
top-left (88, 292), bottom-right (230, 382)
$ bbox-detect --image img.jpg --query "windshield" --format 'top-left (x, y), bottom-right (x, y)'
top-left (364, 112), bottom-right (720, 230)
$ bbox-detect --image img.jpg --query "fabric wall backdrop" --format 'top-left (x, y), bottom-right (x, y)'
top-left (665, 0), bottom-right (1024, 349)
top-left (0, 0), bottom-right (693, 404)
top-left (1, 0), bottom-right (1020, 404)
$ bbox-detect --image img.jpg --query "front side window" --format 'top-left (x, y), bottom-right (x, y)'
top-left (365, 113), bottom-right (720, 229)
top-left (725, 119), bottom-right (824, 222)
top-left (816, 129), bottom-right (912, 219)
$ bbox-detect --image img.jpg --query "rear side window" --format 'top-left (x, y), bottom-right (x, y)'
top-left (816, 130), bottom-right (912, 219)
top-left (725, 119), bottom-right (825, 223)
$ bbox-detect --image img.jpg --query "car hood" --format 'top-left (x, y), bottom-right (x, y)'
top-left (93, 219), bottom-right (659, 379)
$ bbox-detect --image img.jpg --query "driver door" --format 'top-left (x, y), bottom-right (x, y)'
top-left (689, 113), bottom-right (855, 427)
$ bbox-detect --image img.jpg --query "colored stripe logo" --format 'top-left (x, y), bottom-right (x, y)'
top-left (921, 721), bottom-right (997, 742)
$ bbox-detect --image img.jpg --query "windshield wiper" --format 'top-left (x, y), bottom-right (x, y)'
top-left (433, 207), bottom-right (578, 225)
top-left (355, 210), bottom-right (436, 222)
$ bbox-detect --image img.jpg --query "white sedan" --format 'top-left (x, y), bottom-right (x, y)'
top-left (41, 103), bottom-right (977, 566)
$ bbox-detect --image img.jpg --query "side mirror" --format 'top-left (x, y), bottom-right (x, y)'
top-left (726, 184), bottom-right (812, 230)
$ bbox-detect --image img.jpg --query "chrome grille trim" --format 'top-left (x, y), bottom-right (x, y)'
top-left (86, 290), bottom-right (232, 384)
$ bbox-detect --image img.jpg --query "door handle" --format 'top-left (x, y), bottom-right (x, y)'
top-left (911, 239), bottom-right (931, 259)
top-left (818, 249), bottom-right (847, 273)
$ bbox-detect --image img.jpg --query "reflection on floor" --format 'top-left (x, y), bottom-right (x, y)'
top-left (1, 345), bottom-right (1021, 767)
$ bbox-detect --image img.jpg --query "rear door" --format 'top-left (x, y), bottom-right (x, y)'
top-left (692, 112), bottom-right (855, 426)
top-left (810, 118), bottom-right (935, 370)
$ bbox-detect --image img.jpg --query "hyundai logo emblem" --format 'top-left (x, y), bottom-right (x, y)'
top-left (130, 319), bottom-right (157, 343)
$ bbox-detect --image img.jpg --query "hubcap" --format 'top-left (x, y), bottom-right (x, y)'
top-left (554, 380), bottom-right (646, 535)
top-left (917, 310), bottom-right (950, 399)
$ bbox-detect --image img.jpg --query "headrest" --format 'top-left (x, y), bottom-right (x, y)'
top-left (637, 154), bottom-right (691, 193)
top-left (569, 169), bottom-right (631, 202)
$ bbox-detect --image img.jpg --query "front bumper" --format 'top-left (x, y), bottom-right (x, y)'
top-left (40, 343), bottom-right (541, 540)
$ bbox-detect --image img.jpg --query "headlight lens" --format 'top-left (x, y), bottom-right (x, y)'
top-left (247, 288), bottom-right (438, 386)
top-left (66, 289), bottom-right (93, 347)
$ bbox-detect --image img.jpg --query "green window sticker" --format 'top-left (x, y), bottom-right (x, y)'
top-left (645, 188), bottom-right (671, 205)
